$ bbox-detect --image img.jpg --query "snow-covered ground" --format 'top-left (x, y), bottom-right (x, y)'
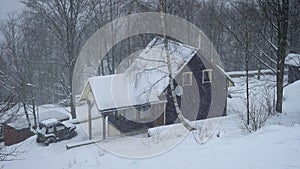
top-left (2, 74), bottom-right (300, 169)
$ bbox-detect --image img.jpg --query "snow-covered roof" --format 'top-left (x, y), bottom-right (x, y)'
top-left (6, 109), bottom-right (70, 130)
top-left (40, 118), bottom-right (59, 126)
top-left (39, 110), bottom-right (70, 121)
top-left (285, 53), bottom-right (300, 67)
top-left (6, 118), bottom-right (30, 130)
top-left (81, 37), bottom-right (198, 111)
top-left (216, 65), bottom-right (235, 87)
top-left (62, 121), bottom-right (75, 128)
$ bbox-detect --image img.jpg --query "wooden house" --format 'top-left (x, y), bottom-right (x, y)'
top-left (80, 37), bottom-right (234, 139)
top-left (285, 53), bottom-right (300, 83)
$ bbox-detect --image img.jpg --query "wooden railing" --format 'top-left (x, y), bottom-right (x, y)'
top-left (107, 113), bottom-right (154, 133)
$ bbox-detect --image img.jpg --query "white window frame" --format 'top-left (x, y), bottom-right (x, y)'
top-left (202, 69), bottom-right (212, 84)
top-left (182, 72), bottom-right (193, 86)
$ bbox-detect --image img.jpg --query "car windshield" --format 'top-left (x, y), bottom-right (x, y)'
top-left (38, 127), bottom-right (46, 133)
top-left (38, 123), bottom-right (45, 129)
top-left (47, 125), bottom-right (55, 133)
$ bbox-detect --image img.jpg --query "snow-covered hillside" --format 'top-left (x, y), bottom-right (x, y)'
top-left (2, 75), bottom-right (300, 169)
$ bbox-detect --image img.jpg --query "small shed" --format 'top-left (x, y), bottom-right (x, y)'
top-left (285, 53), bottom-right (300, 83)
top-left (3, 119), bottom-right (34, 146)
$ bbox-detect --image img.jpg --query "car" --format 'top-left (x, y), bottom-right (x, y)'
top-left (58, 98), bottom-right (71, 107)
top-left (36, 118), bottom-right (77, 146)
top-left (58, 95), bottom-right (84, 107)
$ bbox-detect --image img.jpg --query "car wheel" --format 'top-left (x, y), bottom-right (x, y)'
top-left (69, 130), bottom-right (77, 139)
top-left (36, 138), bottom-right (42, 143)
top-left (45, 137), bottom-right (55, 146)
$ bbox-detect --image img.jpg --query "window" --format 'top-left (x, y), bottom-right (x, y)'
top-left (56, 123), bottom-right (65, 131)
top-left (202, 69), bottom-right (212, 83)
top-left (182, 72), bottom-right (193, 86)
top-left (46, 125), bottom-right (54, 133)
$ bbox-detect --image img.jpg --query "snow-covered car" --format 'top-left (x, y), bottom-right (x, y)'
top-left (58, 96), bottom-right (84, 107)
top-left (58, 98), bottom-right (71, 107)
top-left (36, 118), bottom-right (77, 146)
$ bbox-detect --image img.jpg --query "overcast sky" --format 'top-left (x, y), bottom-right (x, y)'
top-left (0, 0), bottom-right (24, 21)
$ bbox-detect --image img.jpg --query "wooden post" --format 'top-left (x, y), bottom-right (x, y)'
top-left (137, 108), bottom-right (140, 121)
top-left (106, 115), bottom-right (108, 137)
top-left (102, 112), bottom-right (107, 140)
top-left (87, 100), bottom-right (92, 140)
top-left (163, 103), bottom-right (166, 125)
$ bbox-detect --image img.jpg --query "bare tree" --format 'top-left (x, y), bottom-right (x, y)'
top-left (23, 0), bottom-right (97, 118)
top-left (259, 0), bottom-right (290, 113)
top-left (288, 0), bottom-right (300, 52)
top-left (0, 48), bottom-right (23, 167)
top-left (219, 0), bottom-right (290, 114)
top-left (0, 62), bottom-right (23, 165)
top-left (0, 14), bottom-right (33, 128)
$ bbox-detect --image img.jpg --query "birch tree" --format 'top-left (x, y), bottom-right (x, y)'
top-left (159, 0), bottom-right (195, 131)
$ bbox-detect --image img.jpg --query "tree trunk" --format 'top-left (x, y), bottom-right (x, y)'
top-left (246, 53), bottom-right (250, 125)
top-left (32, 98), bottom-right (37, 128)
top-left (69, 67), bottom-right (76, 119)
top-left (275, 0), bottom-right (289, 113)
top-left (110, 0), bottom-right (115, 74)
top-left (160, 0), bottom-right (195, 131)
top-left (22, 102), bottom-right (31, 128)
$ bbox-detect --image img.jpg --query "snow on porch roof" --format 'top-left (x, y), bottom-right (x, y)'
top-left (80, 37), bottom-right (198, 112)
top-left (80, 74), bottom-right (168, 112)
top-left (285, 53), bottom-right (300, 67)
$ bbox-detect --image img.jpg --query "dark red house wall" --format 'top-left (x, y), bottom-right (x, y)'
top-left (3, 125), bottom-right (34, 146)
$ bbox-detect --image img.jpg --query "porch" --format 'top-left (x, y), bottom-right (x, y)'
top-left (83, 100), bottom-right (167, 141)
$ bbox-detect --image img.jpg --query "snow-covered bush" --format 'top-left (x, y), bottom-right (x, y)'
top-left (237, 87), bottom-right (275, 133)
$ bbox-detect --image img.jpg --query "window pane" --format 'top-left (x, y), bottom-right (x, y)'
top-left (183, 72), bottom-right (192, 85)
top-left (202, 69), bottom-right (212, 83)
